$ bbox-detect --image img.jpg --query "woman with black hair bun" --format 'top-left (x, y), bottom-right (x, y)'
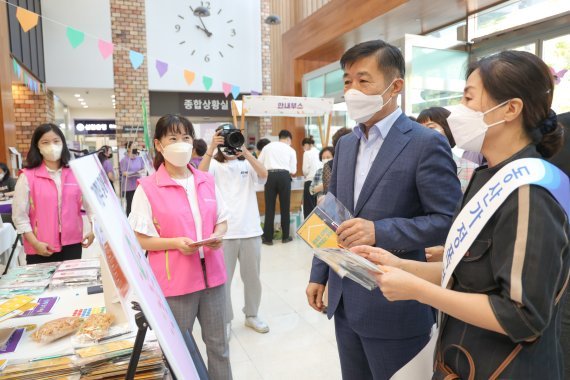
top-left (12, 123), bottom-right (94, 264)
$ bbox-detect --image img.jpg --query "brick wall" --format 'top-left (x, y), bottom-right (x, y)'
top-left (260, 0), bottom-right (273, 137)
top-left (12, 83), bottom-right (55, 159)
top-left (110, 0), bottom-right (150, 151)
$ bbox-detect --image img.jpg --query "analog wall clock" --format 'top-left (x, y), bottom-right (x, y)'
top-left (174, 1), bottom-right (238, 63)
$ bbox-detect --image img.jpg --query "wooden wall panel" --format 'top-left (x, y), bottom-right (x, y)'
top-left (0, 3), bottom-right (16, 167)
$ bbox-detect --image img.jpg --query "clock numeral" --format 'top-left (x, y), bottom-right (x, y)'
top-left (191, 50), bottom-right (196, 56)
top-left (201, 1), bottom-right (211, 9)
top-left (179, 40), bottom-right (186, 45)
top-left (218, 8), bottom-right (222, 15)
top-left (219, 51), bottom-right (224, 58)
top-left (178, 15), bottom-right (184, 20)
top-left (204, 54), bottom-right (210, 63)
top-left (227, 19), bottom-right (233, 24)
top-left (227, 44), bottom-right (234, 49)
top-left (189, 6), bottom-right (194, 12)
top-left (175, 25), bottom-right (181, 32)
top-left (230, 29), bottom-right (236, 37)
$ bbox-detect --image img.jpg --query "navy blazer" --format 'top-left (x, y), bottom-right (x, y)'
top-left (310, 113), bottom-right (462, 339)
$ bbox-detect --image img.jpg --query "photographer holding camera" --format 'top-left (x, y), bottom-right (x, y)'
top-left (199, 124), bottom-right (270, 336)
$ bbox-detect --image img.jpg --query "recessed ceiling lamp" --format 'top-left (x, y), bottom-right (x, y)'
top-left (74, 94), bottom-right (81, 97)
top-left (264, 15), bottom-right (281, 25)
top-left (83, 105), bottom-right (88, 108)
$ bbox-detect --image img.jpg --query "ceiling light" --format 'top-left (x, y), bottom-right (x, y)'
top-left (83, 105), bottom-right (89, 108)
top-left (74, 94), bottom-right (81, 97)
top-left (111, 95), bottom-right (115, 98)
top-left (78, 98), bottom-right (84, 102)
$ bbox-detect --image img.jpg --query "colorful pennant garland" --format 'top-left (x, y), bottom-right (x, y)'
top-left (12, 59), bottom-right (45, 94)
top-left (66, 27), bottom-right (85, 49)
top-left (11, 3), bottom-right (259, 96)
top-left (98, 39), bottom-right (114, 59)
top-left (15, 7), bottom-right (39, 32)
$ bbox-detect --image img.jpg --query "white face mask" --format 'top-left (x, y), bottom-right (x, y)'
top-left (322, 158), bottom-right (332, 165)
top-left (447, 101), bottom-right (508, 153)
top-left (344, 80), bottom-right (395, 124)
top-left (160, 142), bottom-right (193, 167)
top-left (40, 144), bottom-right (63, 161)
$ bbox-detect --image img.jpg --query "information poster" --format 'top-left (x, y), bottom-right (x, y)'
top-left (70, 155), bottom-right (199, 379)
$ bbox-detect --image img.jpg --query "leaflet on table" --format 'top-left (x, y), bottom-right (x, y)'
top-left (0, 328), bottom-right (24, 353)
top-left (52, 269), bottom-right (99, 280)
top-left (314, 248), bottom-right (383, 290)
top-left (57, 259), bottom-right (101, 271)
top-left (16, 296), bottom-right (59, 317)
top-left (296, 192), bottom-right (352, 249)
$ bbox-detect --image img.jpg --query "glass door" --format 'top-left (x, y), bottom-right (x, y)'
top-left (399, 34), bottom-right (469, 116)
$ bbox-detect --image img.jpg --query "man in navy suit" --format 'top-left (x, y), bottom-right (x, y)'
top-left (306, 40), bottom-right (462, 379)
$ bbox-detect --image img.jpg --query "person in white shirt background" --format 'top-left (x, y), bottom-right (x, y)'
top-left (199, 124), bottom-right (270, 336)
top-left (258, 130), bottom-right (297, 245)
top-left (301, 136), bottom-right (322, 218)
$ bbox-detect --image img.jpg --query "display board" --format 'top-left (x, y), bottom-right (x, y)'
top-left (70, 155), bottom-right (199, 379)
top-left (240, 96), bottom-right (334, 117)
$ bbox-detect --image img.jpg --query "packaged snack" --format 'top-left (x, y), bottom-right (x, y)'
top-left (31, 317), bottom-right (82, 344)
top-left (76, 313), bottom-right (115, 341)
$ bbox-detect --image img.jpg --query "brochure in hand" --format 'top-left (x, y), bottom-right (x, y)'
top-left (297, 193), bottom-right (382, 290)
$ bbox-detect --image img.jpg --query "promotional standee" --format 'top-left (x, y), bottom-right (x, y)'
top-left (69, 155), bottom-right (200, 379)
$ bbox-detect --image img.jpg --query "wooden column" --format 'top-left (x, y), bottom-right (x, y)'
top-left (0, 4), bottom-right (16, 168)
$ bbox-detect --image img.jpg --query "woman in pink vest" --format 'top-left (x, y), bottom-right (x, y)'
top-left (12, 124), bottom-right (94, 264)
top-left (128, 114), bottom-right (231, 380)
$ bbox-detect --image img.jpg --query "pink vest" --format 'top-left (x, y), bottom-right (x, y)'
top-left (23, 164), bottom-right (83, 254)
top-left (138, 164), bottom-right (227, 297)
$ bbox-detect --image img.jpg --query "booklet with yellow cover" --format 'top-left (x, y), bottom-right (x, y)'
top-left (296, 193), bottom-right (382, 290)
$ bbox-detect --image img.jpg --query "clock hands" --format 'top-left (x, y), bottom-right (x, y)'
top-left (195, 16), bottom-right (213, 37)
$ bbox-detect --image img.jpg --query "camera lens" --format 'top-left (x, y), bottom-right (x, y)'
top-left (227, 130), bottom-right (245, 148)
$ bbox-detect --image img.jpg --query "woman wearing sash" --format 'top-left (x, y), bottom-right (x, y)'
top-left (353, 51), bottom-right (569, 379)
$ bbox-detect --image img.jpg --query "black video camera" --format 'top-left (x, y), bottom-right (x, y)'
top-left (217, 124), bottom-right (245, 156)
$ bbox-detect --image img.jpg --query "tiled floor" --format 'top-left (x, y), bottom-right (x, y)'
top-left (84, 236), bottom-right (341, 379)
top-left (195, 238), bottom-right (342, 380)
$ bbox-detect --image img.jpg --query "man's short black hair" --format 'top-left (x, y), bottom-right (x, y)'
top-left (278, 129), bottom-right (292, 140)
top-left (340, 40), bottom-right (405, 80)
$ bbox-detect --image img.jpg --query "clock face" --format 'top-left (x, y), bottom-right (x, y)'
top-left (174, 1), bottom-right (237, 63)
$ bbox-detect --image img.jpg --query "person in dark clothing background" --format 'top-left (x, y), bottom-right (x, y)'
top-left (258, 130), bottom-right (297, 245)
top-left (0, 163), bottom-right (16, 197)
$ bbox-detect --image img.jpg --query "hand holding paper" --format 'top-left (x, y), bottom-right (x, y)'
top-left (336, 218), bottom-right (376, 248)
top-left (350, 245), bottom-right (402, 268)
top-left (375, 266), bottom-right (426, 302)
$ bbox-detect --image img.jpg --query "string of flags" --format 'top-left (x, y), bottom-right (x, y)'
top-left (12, 58), bottom-right (46, 94)
top-left (10, 3), bottom-right (256, 98)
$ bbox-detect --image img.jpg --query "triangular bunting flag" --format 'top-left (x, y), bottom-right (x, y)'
top-left (66, 27), bottom-right (85, 48)
top-left (231, 85), bottom-right (240, 100)
top-left (156, 60), bottom-right (168, 77)
top-left (98, 39), bottom-right (114, 59)
top-left (222, 82), bottom-right (232, 97)
top-left (16, 7), bottom-right (39, 33)
top-left (202, 76), bottom-right (213, 91)
top-left (184, 70), bottom-right (195, 86)
top-left (129, 51), bottom-right (144, 69)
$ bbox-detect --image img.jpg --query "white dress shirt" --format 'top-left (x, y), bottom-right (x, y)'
top-left (128, 172), bottom-right (228, 258)
top-left (302, 146), bottom-right (322, 181)
top-left (258, 141), bottom-right (297, 174)
top-left (353, 107), bottom-right (402, 207)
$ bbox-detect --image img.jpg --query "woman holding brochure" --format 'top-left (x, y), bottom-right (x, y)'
top-left (128, 114), bottom-right (232, 380)
top-left (353, 51), bottom-right (570, 379)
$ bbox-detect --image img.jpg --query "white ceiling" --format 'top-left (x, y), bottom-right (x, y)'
top-left (52, 88), bottom-right (115, 110)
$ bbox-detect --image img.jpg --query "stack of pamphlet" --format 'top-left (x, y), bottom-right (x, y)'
top-left (50, 259), bottom-right (101, 288)
top-left (297, 193), bottom-right (383, 290)
top-left (0, 264), bottom-right (59, 297)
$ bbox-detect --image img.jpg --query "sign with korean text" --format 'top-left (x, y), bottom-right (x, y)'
top-left (441, 158), bottom-right (570, 288)
top-left (74, 119), bottom-right (116, 135)
top-left (149, 91), bottom-right (246, 118)
top-left (69, 155), bottom-right (199, 379)
top-left (241, 95), bottom-right (334, 117)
